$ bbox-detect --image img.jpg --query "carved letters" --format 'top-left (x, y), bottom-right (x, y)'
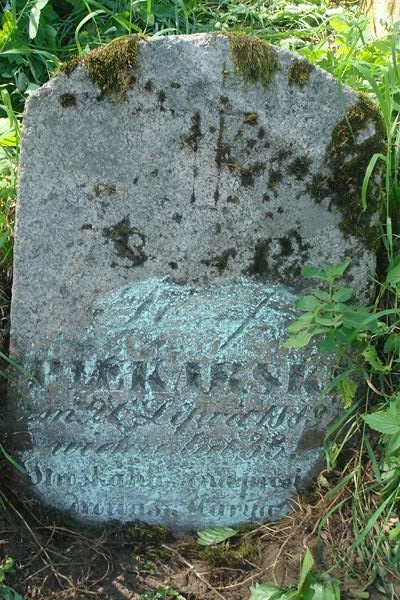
top-left (18, 279), bottom-right (337, 528)
top-left (32, 358), bottom-right (294, 393)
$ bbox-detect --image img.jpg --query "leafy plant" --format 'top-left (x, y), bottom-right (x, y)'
top-left (140, 586), bottom-right (186, 600)
top-left (0, 557), bottom-right (23, 600)
top-left (249, 548), bottom-right (341, 599)
top-left (281, 259), bottom-right (355, 351)
top-left (363, 394), bottom-right (400, 496)
top-left (197, 526), bottom-right (238, 546)
top-left (282, 254), bottom-right (400, 581)
top-left (0, 89), bottom-right (20, 271)
top-left (0, 1), bottom-right (61, 114)
top-left (0, 444), bottom-right (26, 476)
top-left (281, 259), bottom-right (396, 407)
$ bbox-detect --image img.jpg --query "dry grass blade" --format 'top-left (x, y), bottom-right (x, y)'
top-left (162, 544), bottom-right (228, 600)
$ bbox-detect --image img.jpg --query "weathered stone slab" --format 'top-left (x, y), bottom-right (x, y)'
top-left (9, 33), bottom-right (384, 531)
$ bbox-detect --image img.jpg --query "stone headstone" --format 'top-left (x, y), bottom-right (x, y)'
top-left (9, 33), bottom-right (384, 531)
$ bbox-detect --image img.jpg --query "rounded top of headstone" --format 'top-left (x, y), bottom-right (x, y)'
top-left (15, 32), bottom-right (384, 349)
top-left (14, 33), bottom-right (384, 350)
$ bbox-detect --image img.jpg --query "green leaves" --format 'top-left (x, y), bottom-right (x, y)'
top-left (248, 549), bottom-right (341, 600)
top-left (249, 584), bottom-right (298, 599)
top-left (386, 261), bottom-right (400, 286)
top-left (363, 396), bottom-right (400, 435)
top-left (301, 260), bottom-right (351, 283)
top-left (364, 412), bottom-right (400, 435)
top-left (298, 547), bottom-right (314, 591)
top-left (296, 295), bottom-right (321, 312)
top-left (329, 16), bottom-right (350, 34)
top-left (332, 288), bottom-right (353, 303)
top-left (336, 375), bottom-right (358, 409)
top-left (29, 0), bottom-right (50, 40)
top-left (0, 558), bottom-right (24, 600)
top-left (197, 538), bottom-right (340, 600)
top-left (282, 258), bottom-right (398, 409)
top-left (305, 575), bottom-right (341, 600)
top-left (0, 558), bottom-right (16, 582)
top-left (362, 345), bottom-right (391, 373)
top-left (0, 444), bottom-right (26, 475)
top-left (363, 396), bottom-right (400, 497)
top-left (196, 527), bottom-right (238, 546)
top-left (282, 330), bottom-right (313, 349)
top-left (141, 586), bottom-right (186, 600)
top-left (282, 261), bottom-right (354, 355)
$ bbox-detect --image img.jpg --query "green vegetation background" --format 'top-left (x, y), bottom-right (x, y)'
top-left (0, 1), bottom-right (399, 598)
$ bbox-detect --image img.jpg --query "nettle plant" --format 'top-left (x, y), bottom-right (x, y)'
top-left (0, 557), bottom-right (23, 600)
top-left (249, 548), bottom-right (340, 600)
top-left (282, 259), bottom-right (400, 511)
top-left (363, 394), bottom-right (400, 502)
top-left (282, 259), bottom-right (399, 408)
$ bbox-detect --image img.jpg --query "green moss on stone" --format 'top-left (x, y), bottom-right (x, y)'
top-left (311, 94), bottom-right (386, 250)
top-left (216, 247), bottom-right (237, 273)
top-left (244, 112), bottom-right (258, 124)
top-left (157, 89), bottom-right (166, 103)
top-left (248, 238), bottom-right (271, 275)
top-left (58, 93), bottom-right (77, 108)
top-left (199, 537), bottom-right (257, 569)
top-left (62, 55), bottom-right (80, 77)
top-left (62, 36), bottom-right (144, 102)
top-left (240, 162), bottom-right (265, 187)
top-left (221, 65), bottom-right (231, 87)
top-left (215, 112), bottom-right (227, 169)
top-left (267, 168), bottom-right (282, 191)
top-left (329, 94), bottom-right (385, 162)
top-left (181, 112), bottom-right (202, 151)
top-left (214, 32), bottom-right (280, 90)
top-left (288, 57), bottom-right (314, 89)
top-left (92, 183), bottom-right (116, 196)
top-left (287, 156), bottom-right (311, 180)
top-left (200, 248), bottom-right (237, 273)
top-left (102, 216), bottom-right (146, 265)
top-left (234, 126), bottom-right (244, 140)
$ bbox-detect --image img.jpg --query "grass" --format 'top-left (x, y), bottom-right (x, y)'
top-left (0, 1), bottom-right (399, 599)
top-left (282, 18), bottom-right (400, 580)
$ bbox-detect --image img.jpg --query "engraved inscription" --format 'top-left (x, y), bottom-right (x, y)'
top-left (28, 464), bottom-right (301, 492)
top-left (32, 359), bottom-right (292, 394)
top-left (19, 279), bottom-right (339, 529)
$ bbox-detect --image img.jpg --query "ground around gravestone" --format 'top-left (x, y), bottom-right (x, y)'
top-left (0, 454), bottom-right (392, 600)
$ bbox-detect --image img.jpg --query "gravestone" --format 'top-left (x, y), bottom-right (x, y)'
top-left (9, 33), bottom-right (384, 531)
